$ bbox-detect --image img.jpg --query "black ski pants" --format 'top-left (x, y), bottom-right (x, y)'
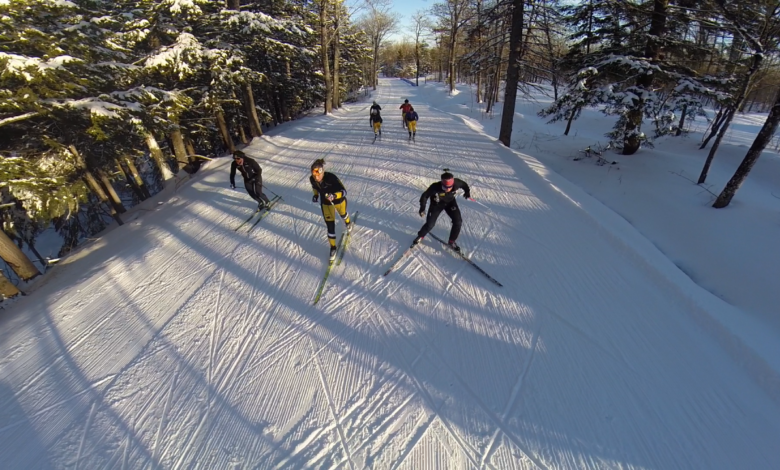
top-left (245, 178), bottom-right (270, 204)
top-left (418, 200), bottom-right (462, 242)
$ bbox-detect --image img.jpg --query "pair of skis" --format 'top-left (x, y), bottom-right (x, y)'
top-left (233, 195), bottom-right (282, 232)
top-left (384, 233), bottom-right (502, 287)
top-left (313, 212), bottom-right (359, 305)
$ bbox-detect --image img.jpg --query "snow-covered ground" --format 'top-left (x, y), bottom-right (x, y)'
top-left (1, 78), bottom-right (779, 469)
top-left (413, 80), bottom-right (780, 375)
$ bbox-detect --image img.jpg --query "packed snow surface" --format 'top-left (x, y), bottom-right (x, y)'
top-left (1, 79), bottom-right (779, 469)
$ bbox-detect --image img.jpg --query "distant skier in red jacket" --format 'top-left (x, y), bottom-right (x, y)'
top-left (399, 99), bottom-right (412, 128)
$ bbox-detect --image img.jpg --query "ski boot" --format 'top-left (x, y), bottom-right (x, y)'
top-left (448, 240), bottom-right (461, 253)
top-left (329, 246), bottom-right (337, 261)
top-left (411, 236), bottom-right (423, 248)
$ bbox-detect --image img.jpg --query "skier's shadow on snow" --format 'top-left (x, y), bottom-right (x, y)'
top-left (143, 186), bottom-right (572, 467)
top-left (0, 381), bottom-right (53, 468)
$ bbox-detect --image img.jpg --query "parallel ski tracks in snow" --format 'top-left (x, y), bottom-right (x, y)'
top-left (310, 337), bottom-right (357, 470)
top-left (6, 80), bottom-right (780, 470)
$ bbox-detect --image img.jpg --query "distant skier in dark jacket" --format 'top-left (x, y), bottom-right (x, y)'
top-left (309, 158), bottom-right (352, 260)
top-left (230, 150), bottom-right (270, 210)
top-left (369, 105), bottom-right (383, 137)
top-left (405, 107), bottom-right (419, 140)
top-left (412, 171), bottom-right (471, 252)
top-left (370, 101), bottom-right (382, 115)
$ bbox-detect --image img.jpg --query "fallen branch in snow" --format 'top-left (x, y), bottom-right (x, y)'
top-left (0, 111), bottom-right (39, 128)
top-left (575, 144), bottom-right (617, 166)
top-left (670, 171), bottom-right (718, 197)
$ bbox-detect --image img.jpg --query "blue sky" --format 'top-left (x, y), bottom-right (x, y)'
top-left (348, 0), bottom-right (436, 43)
top-left (387, 0), bottom-right (435, 42)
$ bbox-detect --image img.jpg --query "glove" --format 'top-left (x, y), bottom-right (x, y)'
top-left (312, 194), bottom-right (319, 203)
top-left (463, 192), bottom-right (471, 200)
top-left (230, 183), bottom-right (235, 189)
top-left (419, 209), bottom-right (425, 218)
top-left (325, 193), bottom-right (335, 202)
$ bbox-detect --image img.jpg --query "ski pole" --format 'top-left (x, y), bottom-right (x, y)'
top-left (265, 187), bottom-right (282, 198)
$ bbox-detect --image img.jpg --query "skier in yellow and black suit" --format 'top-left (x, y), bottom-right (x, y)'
top-left (309, 159), bottom-right (352, 260)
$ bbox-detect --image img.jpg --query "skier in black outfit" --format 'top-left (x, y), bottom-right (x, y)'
top-left (370, 104), bottom-right (383, 137)
top-left (230, 150), bottom-right (271, 210)
top-left (412, 172), bottom-right (471, 252)
top-left (309, 158), bottom-right (352, 260)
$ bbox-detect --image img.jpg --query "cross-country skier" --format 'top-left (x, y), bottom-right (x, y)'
top-left (399, 99), bottom-right (412, 128)
top-left (412, 171), bottom-right (471, 252)
top-left (370, 106), bottom-right (383, 137)
top-left (405, 106), bottom-right (419, 140)
top-left (230, 150), bottom-right (271, 210)
top-left (370, 100), bottom-right (382, 115)
top-left (309, 159), bottom-right (352, 260)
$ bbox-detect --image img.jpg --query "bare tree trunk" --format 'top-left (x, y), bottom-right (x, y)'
top-left (124, 157), bottom-right (152, 199)
top-left (278, 87), bottom-right (290, 121)
top-left (698, 0), bottom-right (765, 181)
top-left (448, 36), bottom-right (457, 93)
top-left (520, 0), bottom-right (537, 59)
top-left (320, 0), bottom-right (332, 114)
top-left (475, 0), bottom-right (483, 102)
top-left (437, 35), bottom-right (444, 82)
top-left (541, 0), bottom-right (558, 100)
top-left (698, 52), bottom-right (763, 183)
top-left (499, 0), bottom-right (524, 147)
top-left (416, 43), bottom-right (421, 87)
top-left (243, 85), bottom-right (263, 137)
top-left (0, 269), bottom-right (21, 299)
top-left (564, 108), bottom-right (577, 135)
top-left (266, 88), bottom-right (279, 126)
top-left (21, 237), bottom-right (46, 267)
top-left (184, 138), bottom-right (196, 157)
top-left (494, 32), bottom-right (504, 104)
top-left (117, 159), bottom-right (147, 201)
top-left (215, 110), bottom-right (236, 153)
top-left (98, 170), bottom-right (126, 214)
top-left (713, 89), bottom-right (780, 208)
top-left (485, 73), bottom-right (494, 113)
top-left (700, 107), bottom-right (726, 149)
top-left (373, 44), bottom-right (380, 89)
top-left (70, 146), bottom-right (123, 225)
top-left (238, 124), bottom-right (249, 144)
top-left (675, 104), bottom-right (688, 136)
top-left (623, 0), bottom-right (668, 155)
top-left (333, 8), bottom-right (341, 109)
top-left (0, 229), bottom-right (39, 281)
top-left (169, 125), bottom-right (189, 170)
top-left (145, 131), bottom-right (174, 183)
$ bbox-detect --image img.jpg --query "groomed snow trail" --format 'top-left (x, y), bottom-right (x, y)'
top-left (1, 79), bottom-right (779, 469)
